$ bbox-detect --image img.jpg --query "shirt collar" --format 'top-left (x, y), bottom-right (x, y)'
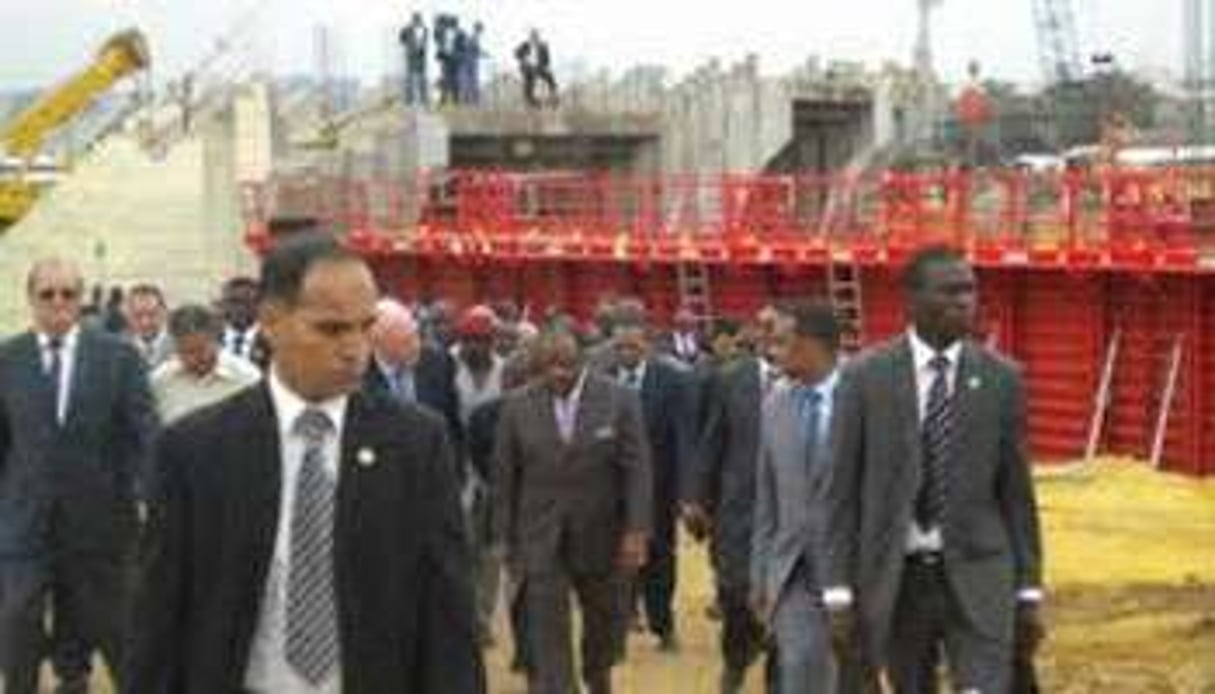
top-left (38, 325), bottom-right (79, 351)
top-left (268, 367), bottom-right (348, 441)
top-left (553, 368), bottom-right (588, 406)
top-left (908, 328), bottom-right (963, 372)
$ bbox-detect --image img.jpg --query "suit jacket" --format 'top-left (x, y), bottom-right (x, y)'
top-left (363, 345), bottom-right (463, 459)
top-left (695, 356), bottom-right (766, 590)
top-left (0, 327), bottom-right (155, 557)
top-left (750, 379), bottom-right (834, 613)
top-left (127, 385), bottom-right (484, 694)
top-left (130, 330), bottom-right (174, 371)
top-left (493, 373), bottom-right (652, 575)
top-left (824, 336), bottom-right (1043, 665)
top-left (608, 358), bottom-right (693, 543)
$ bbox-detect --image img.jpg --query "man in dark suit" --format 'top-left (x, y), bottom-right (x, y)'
top-left (608, 318), bottom-right (693, 652)
top-left (824, 245), bottom-right (1045, 693)
top-left (657, 307), bottom-right (706, 366)
top-left (364, 298), bottom-right (463, 468)
top-left (493, 328), bottom-right (651, 694)
top-left (128, 232), bottom-right (484, 693)
top-left (685, 308), bottom-right (783, 694)
top-left (0, 257), bottom-right (156, 694)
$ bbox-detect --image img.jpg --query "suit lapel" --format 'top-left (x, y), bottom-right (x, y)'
top-left (531, 385), bottom-right (564, 448)
top-left (573, 376), bottom-right (607, 447)
top-left (15, 333), bottom-right (53, 421)
top-left (891, 337), bottom-right (923, 492)
top-left (952, 342), bottom-right (982, 463)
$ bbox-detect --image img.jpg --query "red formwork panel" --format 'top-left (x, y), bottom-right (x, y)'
top-left (1197, 277), bottom-right (1215, 476)
top-left (1104, 275), bottom-right (1172, 459)
top-left (518, 261), bottom-right (568, 319)
top-left (563, 261), bottom-right (636, 321)
top-left (976, 269), bottom-right (1021, 354)
top-left (1157, 276), bottom-right (1201, 475)
top-left (712, 265), bottom-right (773, 320)
top-left (859, 268), bottom-right (905, 343)
top-left (1016, 271), bottom-right (1106, 462)
top-left (631, 265), bottom-right (680, 325)
top-left (769, 265), bottom-right (828, 304)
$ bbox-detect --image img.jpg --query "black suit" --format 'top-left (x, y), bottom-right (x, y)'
top-left (128, 385), bottom-right (484, 694)
top-left (0, 327), bottom-right (156, 693)
top-left (610, 358), bottom-right (693, 640)
top-left (364, 345), bottom-right (463, 466)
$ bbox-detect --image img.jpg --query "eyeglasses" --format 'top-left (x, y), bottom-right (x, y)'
top-left (35, 287), bottom-right (80, 302)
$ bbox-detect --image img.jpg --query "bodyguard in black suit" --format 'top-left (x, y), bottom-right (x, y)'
top-left (824, 246), bottom-right (1045, 693)
top-left (608, 319), bottom-right (694, 652)
top-left (0, 258), bottom-right (156, 694)
top-left (128, 232), bottom-right (484, 693)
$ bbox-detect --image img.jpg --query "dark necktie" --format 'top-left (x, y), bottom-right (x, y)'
top-left (286, 408), bottom-right (340, 686)
top-left (624, 368), bottom-right (641, 389)
top-left (916, 354), bottom-right (953, 529)
top-left (795, 386), bottom-right (823, 469)
top-left (46, 336), bottom-right (63, 423)
top-left (231, 331), bottom-right (246, 357)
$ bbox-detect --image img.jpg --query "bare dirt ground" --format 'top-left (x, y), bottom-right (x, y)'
top-left (73, 460), bottom-right (1215, 693)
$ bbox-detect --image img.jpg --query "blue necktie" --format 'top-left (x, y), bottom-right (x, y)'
top-left (795, 386), bottom-right (823, 469)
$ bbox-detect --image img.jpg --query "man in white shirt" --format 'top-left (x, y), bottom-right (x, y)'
top-left (219, 276), bottom-right (264, 367)
top-left (151, 304), bottom-right (261, 425)
top-left (823, 245), bottom-right (1044, 693)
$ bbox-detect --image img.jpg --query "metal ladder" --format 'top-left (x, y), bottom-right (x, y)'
top-left (1150, 333), bottom-right (1185, 470)
top-left (676, 261), bottom-right (714, 327)
top-left (1083, 327), bottom-right (1122, 467)
top-left (827, 253), bottom-right (864, 352)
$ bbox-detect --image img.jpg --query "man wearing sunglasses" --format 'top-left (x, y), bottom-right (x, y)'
top-left (0, 257), bottom-right (157, 694)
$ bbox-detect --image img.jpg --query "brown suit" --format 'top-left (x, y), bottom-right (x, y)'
top-left (493, 373), bottom-right (651, 693)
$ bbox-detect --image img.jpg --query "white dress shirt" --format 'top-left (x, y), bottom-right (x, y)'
top-left (223, 324), bottom-right (261, 363)
top-left (244, 369), bottom-right (347, 694)
top-left (38, 326), bottom-right (79, 426)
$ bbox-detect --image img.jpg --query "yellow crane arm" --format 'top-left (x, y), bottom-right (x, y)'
top-left (1, 29), bottom-right (149, 160)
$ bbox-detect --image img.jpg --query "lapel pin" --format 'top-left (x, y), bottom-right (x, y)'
top-left (356, 446), bottom-right (377, 468)
top-left (968, 376), bottom-right (982, 391)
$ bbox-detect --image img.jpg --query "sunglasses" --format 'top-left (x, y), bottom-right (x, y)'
top-left (35, 287), bottom-right (81, 302)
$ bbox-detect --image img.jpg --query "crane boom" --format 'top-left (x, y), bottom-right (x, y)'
top-left (1032, 0), bottom-right (1084, 84)
top-left (1, 29), bottom-right (150, 160)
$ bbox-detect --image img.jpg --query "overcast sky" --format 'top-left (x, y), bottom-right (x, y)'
top-left (0, 0), bottom-right (1179, 90)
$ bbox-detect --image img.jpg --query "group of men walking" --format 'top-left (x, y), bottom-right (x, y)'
top-left (0, 230), bottom-right (1043, 693)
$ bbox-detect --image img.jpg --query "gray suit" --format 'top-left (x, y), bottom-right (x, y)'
top-left (493, 373), bottom-right (651, 693)
top-left (0, 327), bottom-right (156, 693)
top-left (824, 336), bottom-right (1043, 692)
top-left (751, 378), bottom-right (837, 694)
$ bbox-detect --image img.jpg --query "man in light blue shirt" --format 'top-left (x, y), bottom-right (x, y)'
top-left (750, 300), bottom-right (842, 694)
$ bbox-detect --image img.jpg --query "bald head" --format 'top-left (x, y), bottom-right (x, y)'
top-left (27, 258), bottom-right (84, 336)
top-left (372, 298), bottom-right (421, 367)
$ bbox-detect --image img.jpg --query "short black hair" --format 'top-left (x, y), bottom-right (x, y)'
top-left (710, 317), bottom-right (742, 338)
top-left (168, 304), bottom-right (221, 340)
top-left (785, 299), bottom-right (841, 351)
top-left (259, 231), bottom-right (362, 305)
top-left (902, 245), bottom-right (967, 292)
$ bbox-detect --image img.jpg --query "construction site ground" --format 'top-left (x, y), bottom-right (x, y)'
top-left (72, 459), bottom-right (1215, 693)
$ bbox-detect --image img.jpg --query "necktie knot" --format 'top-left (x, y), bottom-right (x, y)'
top-left (293, 408), bottom-right (334, 446)
top-left (930, 353), bottom-right (951, 374)
top-left (47, 336), bottom-right (63, 352)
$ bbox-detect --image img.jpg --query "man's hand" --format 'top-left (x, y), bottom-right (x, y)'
top-left (827, 605), bottom-right (858, 660)
top-left (1015, 602), bottom-right (1047, 660)
top-left (680, 503), bottom-right (712, 541)
top-left (616, 531), bottom-right (648, 573)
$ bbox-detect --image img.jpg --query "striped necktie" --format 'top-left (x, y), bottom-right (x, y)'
top-left (286, 408), bottom-right (340, 686)
top-left (916, 354), bottom-right (953, 529)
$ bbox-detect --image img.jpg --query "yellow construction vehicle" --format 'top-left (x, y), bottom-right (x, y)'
top-left (0, 29), bottom-right (150, 229)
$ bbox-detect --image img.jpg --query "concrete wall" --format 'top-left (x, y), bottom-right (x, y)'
top-left (0, 120), bottom-right (253, 334)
